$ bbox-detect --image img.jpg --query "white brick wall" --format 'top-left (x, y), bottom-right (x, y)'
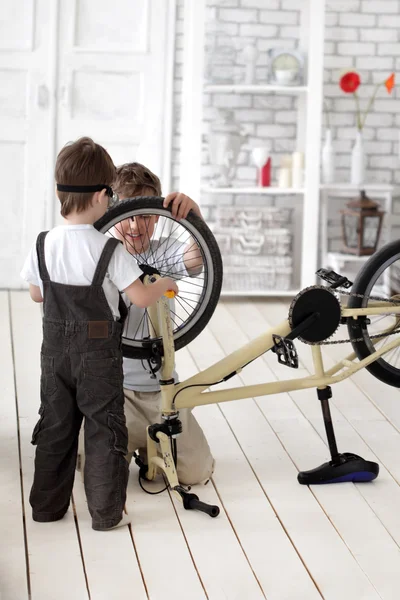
top-left (219, 8), bottom-right (258, 21)
top-left (338, 13), bottom-right (375, 26)
top-left (324, 1), bottom-right (399, 191)
top-left (362, 0), bottom-right (398, 12)
top-left (378, 14), bottom-right (400, 26)
top-left (317, 0), bottom-right (399, 252)
top-left (195, 0), bottom-right (304, 222)
top-left (170, 0), bottom-right (400, 247)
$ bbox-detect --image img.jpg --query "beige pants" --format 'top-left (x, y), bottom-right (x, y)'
top-left (78, 388), bottom-right (215, 486)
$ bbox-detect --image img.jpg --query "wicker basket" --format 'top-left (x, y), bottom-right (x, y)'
top-left (213, 207), bottom-right (294, 291)
top-left (224, 254), bottom-right (292, 268)
top-left (215, 227), bottom-right (292, 257)
top-left (216, 206), bottom-right (293, 230)
top-left (223, 266), bottom-right (293, 291)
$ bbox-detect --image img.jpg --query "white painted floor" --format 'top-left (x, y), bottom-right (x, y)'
top-left (2, 290), bottom-right (400, 600)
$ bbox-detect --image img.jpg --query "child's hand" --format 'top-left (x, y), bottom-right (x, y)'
top-left (163, 192), bottom-right (202, 221)
top-left (163, 277), bottom-right (179, 296)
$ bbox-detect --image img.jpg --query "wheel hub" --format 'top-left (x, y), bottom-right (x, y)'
top-left (289, 286), bottom-right (341, 344)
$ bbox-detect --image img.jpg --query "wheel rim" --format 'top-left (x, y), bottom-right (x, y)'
top-left (98, 204), bottom-right (215, 351)
top-left (360, 252), bottom-right (400, 374)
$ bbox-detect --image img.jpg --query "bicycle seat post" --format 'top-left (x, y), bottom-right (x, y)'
top-left (311, 346), bottom-right (340, 463)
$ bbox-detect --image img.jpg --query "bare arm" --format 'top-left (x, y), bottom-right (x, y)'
top-left (123, 277), bottom-right (178, 308)
top-left (163, 192), bottom-right (204, 276)
top-left (183, 241), bottom-right (203, 276)
top-left (29, 284), bottom-right (43, 303)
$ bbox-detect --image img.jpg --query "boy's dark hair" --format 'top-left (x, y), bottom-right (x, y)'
top-left (55, 137), bottom-right (116, 217)
top-left (113, 162), bottom-right (162, 198)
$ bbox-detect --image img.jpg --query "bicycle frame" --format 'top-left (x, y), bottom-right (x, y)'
top-left (156, 298), bottom-right (400, 414)
top-left (142, 292), bottom-right (400, 506)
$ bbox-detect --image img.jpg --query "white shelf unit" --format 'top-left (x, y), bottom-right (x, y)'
top-left (204, 84), bottom-right (308, 94)
top-left (320, 184), bottom-right (399, 275)
top-left (201, 187), bottom-right (304, 195)
top-left (180, 0), bottom-right (325, 297)
top-left (220, 290), bottom-right (300, 299)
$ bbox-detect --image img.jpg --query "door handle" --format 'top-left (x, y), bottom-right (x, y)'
top-left (36, 84), bottom-right (50, 109)
top-left (61, 78), bottom-right (72, 110)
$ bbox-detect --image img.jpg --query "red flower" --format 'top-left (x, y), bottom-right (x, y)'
top-left (340, 72), bottom-right (361, 93)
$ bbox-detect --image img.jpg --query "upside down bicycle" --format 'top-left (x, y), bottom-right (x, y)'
top-left (95, 197), bottom-right (400, 517)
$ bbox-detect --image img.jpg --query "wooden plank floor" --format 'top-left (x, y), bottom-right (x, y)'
top-left (3, 290), bottom-right (400, 599)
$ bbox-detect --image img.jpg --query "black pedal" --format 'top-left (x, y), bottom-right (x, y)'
top-left (272, 335), bottom-right (298, 368)
top-left (316, 268), bottom-right (353, 289)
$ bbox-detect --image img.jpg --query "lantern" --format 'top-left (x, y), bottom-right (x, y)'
top-left (340, 190), bottom-right (385, 256)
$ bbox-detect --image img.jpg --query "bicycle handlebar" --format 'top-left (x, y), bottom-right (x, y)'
top-left (181, 490), bottom-right (220, 517)
top-left (164, 290), bottom-right (176, 299)
top-left (188, 497), bottom-right (220, 517)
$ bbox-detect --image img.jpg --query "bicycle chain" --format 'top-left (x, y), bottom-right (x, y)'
top-left (294, 286), bottom-right (400, 346)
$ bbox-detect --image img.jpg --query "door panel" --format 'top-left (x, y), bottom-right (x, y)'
top-left (1, 0), bottom-right (173, 285)
top-left (73, 0), bottom-right (149, 52)
top-left (55, 0), bottom-right (171, 224)
top-left (0, 0), bottom-right (56, 287)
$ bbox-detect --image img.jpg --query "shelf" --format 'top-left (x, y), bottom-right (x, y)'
top-left (221, 289), bottom-right (299, 298)
top-left (181, 0), bottom-right (326, 292)
top-left (204, 84), bottom-right (308, 95)
top-left (321, 183), bottom-right (400, 193)
top-left (201, 187), bottom-right (304, 195)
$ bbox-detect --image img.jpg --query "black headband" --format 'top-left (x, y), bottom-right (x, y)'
top-left (56, 184), bottom-right (113, 196)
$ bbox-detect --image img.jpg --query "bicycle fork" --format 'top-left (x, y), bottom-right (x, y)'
top-left (144, 420), bottom-right (219, 517)
top-left (142, 291), bottom-right (220, 517)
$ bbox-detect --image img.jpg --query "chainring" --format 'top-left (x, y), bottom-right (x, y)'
top-left (289, 286), bottom-right (342, 344)
top-left (289, 284), bottom-right (400, 346)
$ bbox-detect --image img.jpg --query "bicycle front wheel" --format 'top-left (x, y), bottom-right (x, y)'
top-left (95, 196), bottom-right (223, 359)
top-left (347, 239), bottom-right (400, 387)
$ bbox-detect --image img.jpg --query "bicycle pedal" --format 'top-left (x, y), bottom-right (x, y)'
top-left (316, 268), bottom-right (353, 289)
top-left (272, 335), bottom-right (298, 368)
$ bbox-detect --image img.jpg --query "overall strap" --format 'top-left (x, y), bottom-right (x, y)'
top-left (117, 293), bottom-right (129, 324)
top-left (92, 238), bottom-right (121, 286)
top-left (36, 231), bottom-right (50, 282)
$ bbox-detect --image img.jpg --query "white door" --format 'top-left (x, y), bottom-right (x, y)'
top-left (0, 0), bottom-right (56, 287)
top-left (1, 0), bottom-right (174, 286)
top-left (55, 0), bottom-right (173, 224)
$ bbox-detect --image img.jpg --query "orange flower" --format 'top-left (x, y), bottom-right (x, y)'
top-left (385, 73), bottom-right (395, 93)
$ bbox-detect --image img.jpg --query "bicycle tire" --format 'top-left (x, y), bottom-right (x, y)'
top-left (347, 238), bottom-right (400, 387)
top-left (95, 196), bottom-right (223, 359)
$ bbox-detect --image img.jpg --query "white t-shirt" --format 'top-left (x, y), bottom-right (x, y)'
top-left (20, 224), bottom-right (142, 319)
top-left (123, 238), bottom-right (189, 391)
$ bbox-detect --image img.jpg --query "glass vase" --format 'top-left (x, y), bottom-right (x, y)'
top-left (351, 130), bottom-right (365, 185)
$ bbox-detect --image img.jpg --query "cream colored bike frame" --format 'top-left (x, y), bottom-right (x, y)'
top-left (143, 293), bottom-right (400, 499)
top-left (160, 303), bottom-right (400, 411)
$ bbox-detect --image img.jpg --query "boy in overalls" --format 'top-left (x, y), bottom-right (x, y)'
top-left (20, 138), bottom-right (178, 531)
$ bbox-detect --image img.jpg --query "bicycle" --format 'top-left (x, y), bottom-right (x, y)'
top-left (95, 197), bottom-right (400, 518)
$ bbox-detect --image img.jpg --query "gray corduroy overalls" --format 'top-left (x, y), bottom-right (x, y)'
top-left (30, 231), bottom-right (129, 530)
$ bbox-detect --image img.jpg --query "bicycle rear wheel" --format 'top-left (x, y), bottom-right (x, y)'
top-left (347, 239), bottom-right (400, 387)
top-left (95, 196), bottom-right (223, 359)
